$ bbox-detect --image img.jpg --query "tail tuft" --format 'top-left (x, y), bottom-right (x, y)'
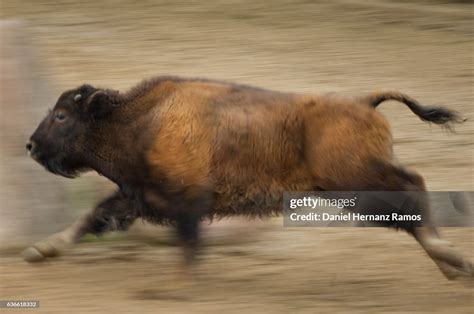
top-left (365, 91), bottom-right (466, 131)
top-left (415, 105), bottom-right (466, 128)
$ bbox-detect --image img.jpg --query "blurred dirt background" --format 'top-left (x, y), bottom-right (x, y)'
top-left (0, 0), bottom-right (473, 313)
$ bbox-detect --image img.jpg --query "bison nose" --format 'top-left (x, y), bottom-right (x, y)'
top-left (26, 141), bottom-right (35, 153)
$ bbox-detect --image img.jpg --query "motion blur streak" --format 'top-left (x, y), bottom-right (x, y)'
top-left (0, 1), bottom-right (473, 313)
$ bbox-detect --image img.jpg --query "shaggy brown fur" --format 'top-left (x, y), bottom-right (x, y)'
top-left (24, 76), bottom-right (472, 280)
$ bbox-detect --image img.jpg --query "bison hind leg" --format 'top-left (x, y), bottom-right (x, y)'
top-left (375, 163), bottom-right (473, 280)
top-left (323, 159), bottom-right (473, 281)
top-left (414, 230), bottom-right (473, 280)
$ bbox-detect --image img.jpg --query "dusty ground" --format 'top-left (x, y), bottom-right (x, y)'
top-left (0, 0), bottom-right (473, 313)
top-left (0, 226), bottom-right (473, 313)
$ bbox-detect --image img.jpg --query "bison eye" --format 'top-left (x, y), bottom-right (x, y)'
top-left (54, 111), bottom-right (67, 122)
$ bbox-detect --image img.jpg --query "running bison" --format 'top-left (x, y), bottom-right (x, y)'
top-left (23, 76), bottom-right (472, 280)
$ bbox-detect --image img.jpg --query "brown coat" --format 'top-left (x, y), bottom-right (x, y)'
top-left (28, 76), bottom-right (463, 221)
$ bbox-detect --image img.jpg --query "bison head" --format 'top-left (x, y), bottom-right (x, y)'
top-left (27, 84), bottom-right (121, 178)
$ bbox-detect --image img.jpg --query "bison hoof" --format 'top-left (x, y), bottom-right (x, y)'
top-left (443, 260), bottom-right (474, 284)
top-left (22, 235), bottom-right (68, 263)
top-left (22, 247), bottom-right (47, 263)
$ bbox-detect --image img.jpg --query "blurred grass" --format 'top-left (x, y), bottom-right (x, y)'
top-left (80, 233), bottom-right (123, 243)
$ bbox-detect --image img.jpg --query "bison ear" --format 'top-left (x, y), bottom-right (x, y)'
top-left (85, 90), bottom-right (117, 118)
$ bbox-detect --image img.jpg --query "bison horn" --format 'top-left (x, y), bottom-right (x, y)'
top-left (74, 94), bottom-right (82, 101)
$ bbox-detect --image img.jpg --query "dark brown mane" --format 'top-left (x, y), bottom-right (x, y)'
top-left (122, 75), bottom-right (284, 102)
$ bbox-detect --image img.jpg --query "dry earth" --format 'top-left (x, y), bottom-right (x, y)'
top-left (0, 0), bottom-right (473, 313)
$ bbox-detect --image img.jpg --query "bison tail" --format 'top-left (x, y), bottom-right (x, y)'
top-left (363, 91), bottom-right (466, 129)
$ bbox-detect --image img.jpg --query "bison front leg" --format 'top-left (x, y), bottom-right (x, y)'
top-left (175, 211), bottom-right (201, 267)
top-left (168, 192), bottom-right (212, 271)
top-left (22, 192), bottom-right (136, 263)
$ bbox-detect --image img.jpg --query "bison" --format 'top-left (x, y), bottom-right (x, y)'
top-left (23, 76), bottom-right (472, 280)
